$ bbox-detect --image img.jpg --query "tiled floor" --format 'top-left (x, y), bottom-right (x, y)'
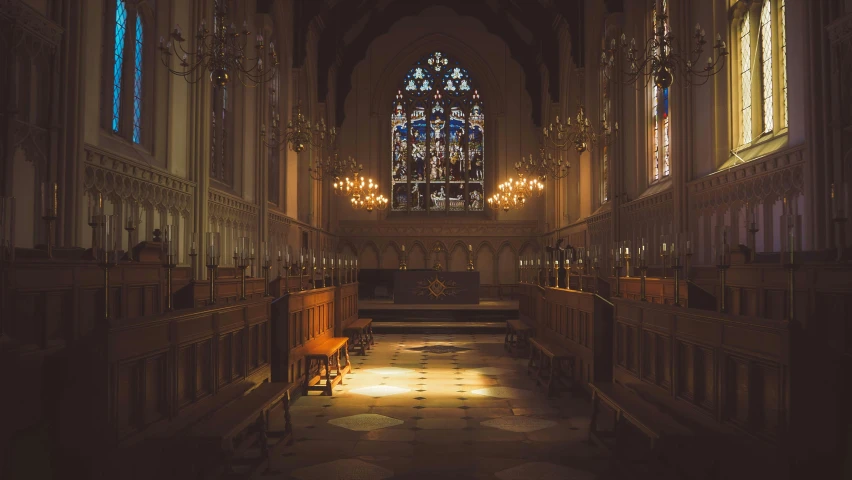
top-left (262, 333), bottom-right (615, 480)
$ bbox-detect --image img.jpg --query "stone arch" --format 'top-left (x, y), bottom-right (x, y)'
top-left (359, 241), bottom-right (380, 269)
top-left (497, 242), bottom-right (518, 284)
top-left (475, 241), bottom-right (497, 284)
top-left (408, 240), bottom-right (428, 269)
top-left (427, 240), bottom-right (448, 270)
top-left (381, 242), bottom-right (400, 269)
top-left (448, 241), bottom-right (469, 272)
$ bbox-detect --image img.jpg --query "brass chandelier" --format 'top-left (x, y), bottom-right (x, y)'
top-left (334, 172), bottom-right (388, 212)
top-left (309, 153), bottom-right (361, 182)
top-left (601, 1), bottom-right (728, 88)
top-left (487, 180), bottom-right (526, 212)
top-left (542, 104), bottom-right (617, 154)
top-left (516, 146), bottom-right (572, 181)
top-left (261, 102), bottom-right (336, 154)
top-left (158, 0), bottom-right (278, 87)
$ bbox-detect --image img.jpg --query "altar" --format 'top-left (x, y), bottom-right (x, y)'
top-left (393, 271), bottom-right (480, 304)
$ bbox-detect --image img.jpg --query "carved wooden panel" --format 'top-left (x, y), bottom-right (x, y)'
top-left (195, 339), bottom-right (212, 399)
top-left (725, 355), bottom-right (751, 428)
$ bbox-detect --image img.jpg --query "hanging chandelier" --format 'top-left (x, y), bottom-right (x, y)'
top-left (353, 192), bottom-right (389, 213)
top-left (542, 104), bottom-right (617, 154)
top-left (487, 190), bottom-right (524, 212)
top-left (601, 1), bottom-right (727, 88)
top-left (516, 146), bottom-right (572, 181)
top-left (334, 172), bottom-right (388, 212)
top-left (158, 0), bottom-right (278, 87)
top-left (309, 153), bottom-right (361, 182)
top-left (261, 102), bottom-right (336, 154)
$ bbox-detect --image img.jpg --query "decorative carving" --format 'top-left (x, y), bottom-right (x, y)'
top-left (338, 221), bottom-right (539, 237)
top-left (84, 145), bottom-right (194, 214)
top-left (688, 146), bottom-right (805, 211)
top-left (208, 190), bottom-right (258, 233)
top-left (414, 274), bottom-right (463, 300)
top-left (9, 119), bottom-right (49, 165)
top-left (0, 0), bottom-right (64, 56)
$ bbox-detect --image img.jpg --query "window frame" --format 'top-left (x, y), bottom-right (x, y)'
top-left (648, 0), bottom-right (671, 185)
top-left (730, 0), bottom-right (788, 159)
top-left (101, 0), bottom-right (154, 151)
top-left (390, 52), bottom-right (485, 214)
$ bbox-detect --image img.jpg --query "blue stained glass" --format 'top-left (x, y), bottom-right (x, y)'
top-left (133, 13), bottom-right (143, 143)
top-left (661, 88), bottom-right (669, 118)
top-left (113, 0), bottom-right (127, 133)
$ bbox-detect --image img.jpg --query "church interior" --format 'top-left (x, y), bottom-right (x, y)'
top-left (1, 0), bottom-right (851, 478)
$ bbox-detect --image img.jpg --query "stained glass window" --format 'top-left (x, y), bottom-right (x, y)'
top-left (132, 13), bottom-right (143, 143)
top-left (741, 12), bottom-right (753, 144)
top-left (269, 79), bottom-right (280, 204)
top-left (760, 0), bottom-right (773, 133)
top-left (651, 4), bottom-right (670, 182)
top-left (392, 52), bottom-right (484, 212)
top-left (780, 0), bottom-right (787, 128)
top-left (112, 0), bottom-right (127, 133)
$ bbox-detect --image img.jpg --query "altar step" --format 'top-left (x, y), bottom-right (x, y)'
top-left (359, 298), bottom-right (517, 334)
top-left (371, 321), bottom-right (504, 334)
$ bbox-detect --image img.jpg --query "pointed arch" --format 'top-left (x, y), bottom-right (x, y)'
top-left (497, 242), bottom-right (519, 285)
top-left (359, 241), bottom-right (380, 269)
top-left (475, 241), bottom-right (497, 284)
top-left (408, 241), bottom-right (428, 269)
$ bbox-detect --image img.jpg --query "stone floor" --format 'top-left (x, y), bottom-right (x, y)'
top-left (261, 333), bottom-right (615, 480)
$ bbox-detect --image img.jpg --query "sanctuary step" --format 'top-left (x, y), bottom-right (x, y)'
top-left (359, 299), bottom-right (516, 333)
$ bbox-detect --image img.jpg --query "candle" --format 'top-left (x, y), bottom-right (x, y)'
top-left (468, 244), bottom-right (472, 252)
top-left (401, 244), bottom-right (405, 252)
top-left (191, 238), bottom-right (197, 253)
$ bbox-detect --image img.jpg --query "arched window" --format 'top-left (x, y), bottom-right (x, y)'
top-left (107, 0), bottom-right (148, 145)
top-left (268, 77), bottom-right (280, 205)
top-left (735, 0), bottom-right (788, 148)
top-left (211, 85), bottom-right (233, 186)
top-left (651, 0), bottom-right (670, 182)
top-left (210, 3), bottom-right (235, 187)
top-left (391, 52), bottom-right (484, 213)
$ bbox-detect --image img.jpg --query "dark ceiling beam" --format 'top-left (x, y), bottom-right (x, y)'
top-left (503, 1), bottom-right (563, 104)
top-left (335, 0), bottom-right (545, 126)
top-left (294, 0), bottom-right (584, 126)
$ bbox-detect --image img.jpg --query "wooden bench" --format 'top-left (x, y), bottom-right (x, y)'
top-left (343, 317), bottom-right (375, 355)
top-left (589, 381), bottom-right (781, 479)
top-left (504, 319), bottom-right (533, 353)
top-left (304, 337), bottom-right (351, 396)
top-left (189, 381), bottom-right (293, 475)
top-left (527, 337), bottom-right (575, 396)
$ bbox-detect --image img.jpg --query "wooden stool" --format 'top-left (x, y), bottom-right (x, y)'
top-left (504, 319), bottom-right (533, 353)
top-left (343, 318), bottom-right (375, 355)
top-left (528, 337), bottom-right (575, 396)
top-left (303, 337), bottom-right (351, 396)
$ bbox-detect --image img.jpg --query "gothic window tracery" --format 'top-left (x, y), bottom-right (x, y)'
top-left (392, 52), bottom-right (484, 213)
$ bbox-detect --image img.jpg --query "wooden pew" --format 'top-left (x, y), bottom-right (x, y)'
top-left (614, 276), bottom-right (716, 310)
top-left (519, 284), bottom-right (614, 391)
top-left (270, 274), bottom-right (309, 296)
top-left (591, 298), bottom-right (790, 478)
top-left (268, 286), bottom-right (339, 387)
top-left (173, 276), bottom-right (266, 308)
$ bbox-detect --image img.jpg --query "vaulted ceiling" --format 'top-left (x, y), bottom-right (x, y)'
top-left (287, 0), bottom-right (587, 127)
